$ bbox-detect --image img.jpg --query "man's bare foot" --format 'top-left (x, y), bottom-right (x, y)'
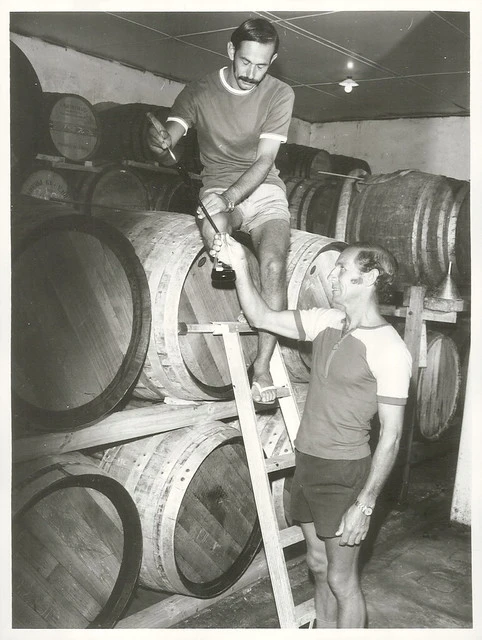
top-left (251, 371), bottom-right (277, 404)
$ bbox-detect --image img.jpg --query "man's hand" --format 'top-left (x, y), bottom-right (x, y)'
top-left (197, 193), bottom-right (231, 219)
top-left (335, 504), bottom-right (371, 546)
top-left (210, 232), bottom-right (247, 266)
top-left (146, 112), bottom-right (172, 156)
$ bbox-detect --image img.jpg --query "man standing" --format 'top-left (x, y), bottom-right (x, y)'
top-left (212, 233), bottom-right (412, 628)
top-left (147, 18), bottom-right (294, 405)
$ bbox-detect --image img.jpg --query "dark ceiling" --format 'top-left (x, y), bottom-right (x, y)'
top-left (10, 10), bottom-right (470, 123)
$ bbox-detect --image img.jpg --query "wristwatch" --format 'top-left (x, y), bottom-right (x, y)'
top-left (354, 499), bottom-right (373, 516)
top-left (218, 192), bottom-right (235, 212)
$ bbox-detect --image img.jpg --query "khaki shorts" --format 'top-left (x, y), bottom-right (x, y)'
top-left (290, 450), bottom-right (372, 538)
top-left (201, 183), bottom-right (290, 233)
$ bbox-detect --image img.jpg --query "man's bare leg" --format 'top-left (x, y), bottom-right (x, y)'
top-left (300, 522), bottom-right (337, 628)
top-left (249, 219), bottom-right (290, 403)
top-left (324, 536), bottom-right (366, 628)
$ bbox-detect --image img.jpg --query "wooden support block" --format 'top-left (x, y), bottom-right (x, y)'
top-left (13, 400), bottom-right (240, 464)
top-left (423, 296), bottom-right (466, 313)
top-left (379, 304), bottom-right (457, 324)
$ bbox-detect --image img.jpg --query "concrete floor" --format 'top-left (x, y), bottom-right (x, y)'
top-left (125, 441), bottom-right (471, 630)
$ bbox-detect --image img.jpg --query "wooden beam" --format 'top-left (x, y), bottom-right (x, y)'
top-left (115, 549), bottom-right (306, 629)
top-left (13, 400), bottom-right (239, 464)
top-left (399, 286), bottom-right (426, 503)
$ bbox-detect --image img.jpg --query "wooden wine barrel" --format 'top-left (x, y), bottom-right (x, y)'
top-left (148, 174), bottom-right (200, 214)
top-left (277, 143), bottom-right (332, 180)
top-left (12, 452), bottom-right (142, 629)
top-left (280, 231), bottom-right (345, 382)
top-left (338, 170), bottom-right (471, 288)
top-left (12, 214), bottom-right (151, 431)
top-left (96, 421), bottom-right (261, 597)
top-left (78, 165), bottom-right (151, 215)
top-left (10, 41), bottom-right (43, 192)
top-left (96, 210), bottom-right (260, 401)
top-left (284, 176), bottom-right (346, 237)
top-left (39, 93), bottom-right (101, 162)
top-left (417, 331), bottom-right (461, 441)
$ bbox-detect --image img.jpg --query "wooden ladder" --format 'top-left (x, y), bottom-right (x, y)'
top-left (180, 321), bottom-right (315, 628)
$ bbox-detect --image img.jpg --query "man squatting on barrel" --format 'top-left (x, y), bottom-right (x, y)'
top-left (147, 18), bottom-right (294, 406)
top-left (212, 233), bottom-right (412, 628)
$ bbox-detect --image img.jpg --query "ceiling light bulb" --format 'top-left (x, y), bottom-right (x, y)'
top-left (339, 76), bottom-right (359, 93)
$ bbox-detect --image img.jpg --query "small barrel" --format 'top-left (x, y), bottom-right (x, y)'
top-left (95, 421), bottom-right (261, 597)
top-left (12, 214), bottom-right (151, 431)
top-left (281, 231), bottom-right (344, 382)
top-left (39, 93), bottom-right (101, 162)
top-left (20, 168), bottom-right (81, 205)
top-left (337, 169), bottom-right (470, 288)
top-left (12, 452), bottom-right (143, 629)
top-left (417, 331), bottom-right (461, 441)
top-left (78, 165), bottom-right (151, 215)
top-left (96, 210), bottom-right (260, 401)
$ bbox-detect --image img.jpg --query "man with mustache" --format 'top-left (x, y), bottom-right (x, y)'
top-left (148, 17), bottom-right (294, 406)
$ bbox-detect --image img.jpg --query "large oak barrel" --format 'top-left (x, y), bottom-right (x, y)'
top-left (12, 214), bottom-right (151, 431)
top-left (95, 421), bottom-right (261, 597)
top-left (78, 165), bottom-right (151, 215)
top-left (280, 231), bottom-right (344, 382)
top-left (285, 176), bottom-right (346, 237)
top-left (337, 170), bottom-right (470, 288)
top-left (96, 210), bottom-right (260, 401)
top-left (417, 331), bottom-right (461, 441)
top-left (10, 41), bottom-right (43, 192)
top-left (12, 452), bottom-right (142, 629)
top-left (39, 93), bottom-right (101, 162)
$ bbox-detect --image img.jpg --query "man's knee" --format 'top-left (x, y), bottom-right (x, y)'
top-left (258, 252), bottom-right (286, 281)
top-left (326, 565), bottom-right (359, 598)
top-left (306, 545), bottom-right (328, 578)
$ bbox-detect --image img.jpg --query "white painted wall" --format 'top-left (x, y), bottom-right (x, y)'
top-left (288, 116), bottom-right (469, 181)
top-left (11, 33), bottom-right (184, 108)
top-left (11, 33), bottom-right (469, 181)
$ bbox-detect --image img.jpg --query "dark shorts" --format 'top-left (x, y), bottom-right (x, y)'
top-left (290, 450), bottom-right (371, 538)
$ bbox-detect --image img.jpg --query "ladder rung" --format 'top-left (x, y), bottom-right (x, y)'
top-left (279, 525), bottom-right (305, 547)
top-left (295, 598), bottom-right (316, 626)
top-left (265, 452), bottom-right (295, 473)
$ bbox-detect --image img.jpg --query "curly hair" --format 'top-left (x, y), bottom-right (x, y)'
top-left (231, 18), bottom-right (280, 55)
top-left (350, 241), bottom-right (398, 293)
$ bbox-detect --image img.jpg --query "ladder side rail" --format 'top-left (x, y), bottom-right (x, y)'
top-left (221, 329), bottom-right (299, 628)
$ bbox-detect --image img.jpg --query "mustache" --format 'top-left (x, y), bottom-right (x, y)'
top-left (238, 77), bottom-right (259, 85)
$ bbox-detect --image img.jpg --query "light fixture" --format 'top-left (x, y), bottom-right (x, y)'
top-left (339, 76), bottom-right (359, 93)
